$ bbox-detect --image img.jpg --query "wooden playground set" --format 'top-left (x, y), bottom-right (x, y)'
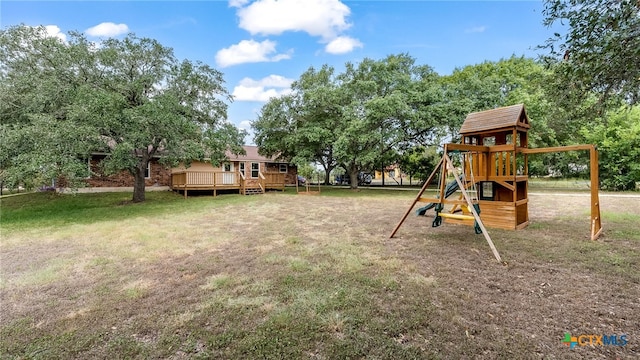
top-left (390, 104), bottom-right (603, 262)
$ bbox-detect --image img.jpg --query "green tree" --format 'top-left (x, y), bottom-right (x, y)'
top-left (397, 146), bottom-right (440, 183)
top-left (336, 54), bottom-right (440, 189)
top-left (439, 57), bottom-right (574, 176)
top-left (581, 106), bottom-right (640, 190)
top-left (0, 26), bottom-right (99, 191)
top-left (542, 0), bottom-right (640, 106)
top-left (253, 65), bottom-right (341, 185)
top-left (440, 57), bottom-right (555, 142)
top-left (254, 56), bottom-right (442, 189)
top-left (0, 25), bottom-right (244, 202)
top-left (291, 65), bottom-right (343, 185)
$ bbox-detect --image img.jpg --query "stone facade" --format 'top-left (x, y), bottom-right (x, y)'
top-left (85, 146), bottom-right (295, 189)
top-left (86, 155), bottom-right (171, 187)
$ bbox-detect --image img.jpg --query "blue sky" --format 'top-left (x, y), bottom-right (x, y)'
top-left (1, 0), bottom-right (560, 143)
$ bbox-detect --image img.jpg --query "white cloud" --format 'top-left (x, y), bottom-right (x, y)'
top-left (237, 120), bottom-right (256, 145)
top-left (233, 86), bottom-right (290, 102)
top-left (229, 0), bottom-right (250, 8)
top-left (465, 26), bottom-right (487, 33)
top-left (325, 36), bottom-right (363, 54)
top-left (236, 0), bottom-right (351, 40)
top-left (238, 120), bottom-right (253, 130)
top-left (44, 25), bottom-right (67, 42)
top-left (240, 74), bottom-right (294, 88)
top-left (215, 39), bottom-right (292, 67)
top-left (232, 75), bottom-right (294, 102)
top-left (85, 22), bottom-right (129, 37)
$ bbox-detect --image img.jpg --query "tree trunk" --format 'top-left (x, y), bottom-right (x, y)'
top-left (132, 161), bottom-right (147, 203)
top-left (323, 164), bottom-right (335, 185)
top-left (349, 168), bottom-right (359, 190)
top-left (324, 169), bottom-right (332, 186)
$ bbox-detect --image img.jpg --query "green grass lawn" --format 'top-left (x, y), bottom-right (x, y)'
top-left (1, 190), bottom-right (639, 359)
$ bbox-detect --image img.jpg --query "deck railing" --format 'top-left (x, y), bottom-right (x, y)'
top-left (171, 170), bottom-right (285, 191)
top-left (171, 171), bottom-right (241, 188)
top-left (462, 145), bottom-right (521, 180)
top-left (261, 172), bottom-right (286, 190)
top-left (172, 172), bottom-right (187, 188)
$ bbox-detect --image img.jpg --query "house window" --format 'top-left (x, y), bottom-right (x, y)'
top-left (279, 164), bottom-right (287, 173)
top-left (483, 136), bottom-right (496, 146)
top-left (223, 163), bottom-right (233, 172)
top-left (145, 161), bottom-right (151, 179)
top-left (251, 162), bottom-right (260, 178)
top-left (239, 162), bottom-right (245, 176)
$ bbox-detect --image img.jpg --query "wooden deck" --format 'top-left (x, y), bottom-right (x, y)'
top-left (171, 171), bottom-right (286, 197)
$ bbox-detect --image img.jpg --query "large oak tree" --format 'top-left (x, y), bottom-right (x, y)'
top-left (253, 65), bottom-right (341, 185)
top-left (0, 25), bottom-right (244, 202)
top-left (253, 54), bottom-right (442, 189)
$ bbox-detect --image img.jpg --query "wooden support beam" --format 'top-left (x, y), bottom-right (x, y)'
top-left (442, 199), bottom-right (472, 206)
top-left (520, 144), bottom-right (594, 154)
top-left (438, 155), bottom-right (447, 202)
top-left (488, 144), bottom-right (514, 152)
top-left (590, 146), bottom-right (603, 240)
top-left (523, 143), bottom-right (603, 240)
top-left (494, 180), bottom-right (515, 192)
top-left (444, 153), bottom-right (502, 262)
top-left (417, 197), bottom-right (443, 203)
top-left (446, 143), bottom-right (489, 152)
top-left (389, 157), bottom-right (444, 238)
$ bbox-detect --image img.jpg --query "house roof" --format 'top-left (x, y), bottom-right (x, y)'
top-left (225, 145), bottom-right (285, 163)
top-left (459, 104), bottom-right (530, 135)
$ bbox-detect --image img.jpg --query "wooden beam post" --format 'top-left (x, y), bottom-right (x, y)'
top-left (389, 156), bottom-right (444, 238)
top-left (590, 145), bottom-right (603, 240)
top-left (523, 144), bottom-right (603, 240)
top-left (437, 146), bottom-right (448, 201)
top-left (444, 153), bottom-right (502, 263)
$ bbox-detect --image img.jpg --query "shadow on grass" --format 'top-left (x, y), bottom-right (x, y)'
top-left (0, 191), bottom-right (252, 231)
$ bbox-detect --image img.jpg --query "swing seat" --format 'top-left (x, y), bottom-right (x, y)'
top-left (438, 213), bottom-right (475, 221)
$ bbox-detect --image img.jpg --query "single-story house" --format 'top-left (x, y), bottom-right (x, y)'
top-left (85, 146), bottom-right (297, 196)
top-left (171, 146), bottom-right (297, 196)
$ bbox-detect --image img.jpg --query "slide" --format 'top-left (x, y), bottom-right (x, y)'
top-left (416, 177), bottom-right (461, 216)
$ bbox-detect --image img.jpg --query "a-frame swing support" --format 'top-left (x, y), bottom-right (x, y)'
top-left (389, 150), bottom-right (502, 262)
top-left (388, 156), bottom-right (444, 240)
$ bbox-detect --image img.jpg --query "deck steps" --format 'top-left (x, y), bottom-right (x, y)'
top-left (244, 187), bottom-right (263, 195)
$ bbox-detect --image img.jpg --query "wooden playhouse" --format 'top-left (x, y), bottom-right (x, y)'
top-left (390, 104), bottom-right (603, 260)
